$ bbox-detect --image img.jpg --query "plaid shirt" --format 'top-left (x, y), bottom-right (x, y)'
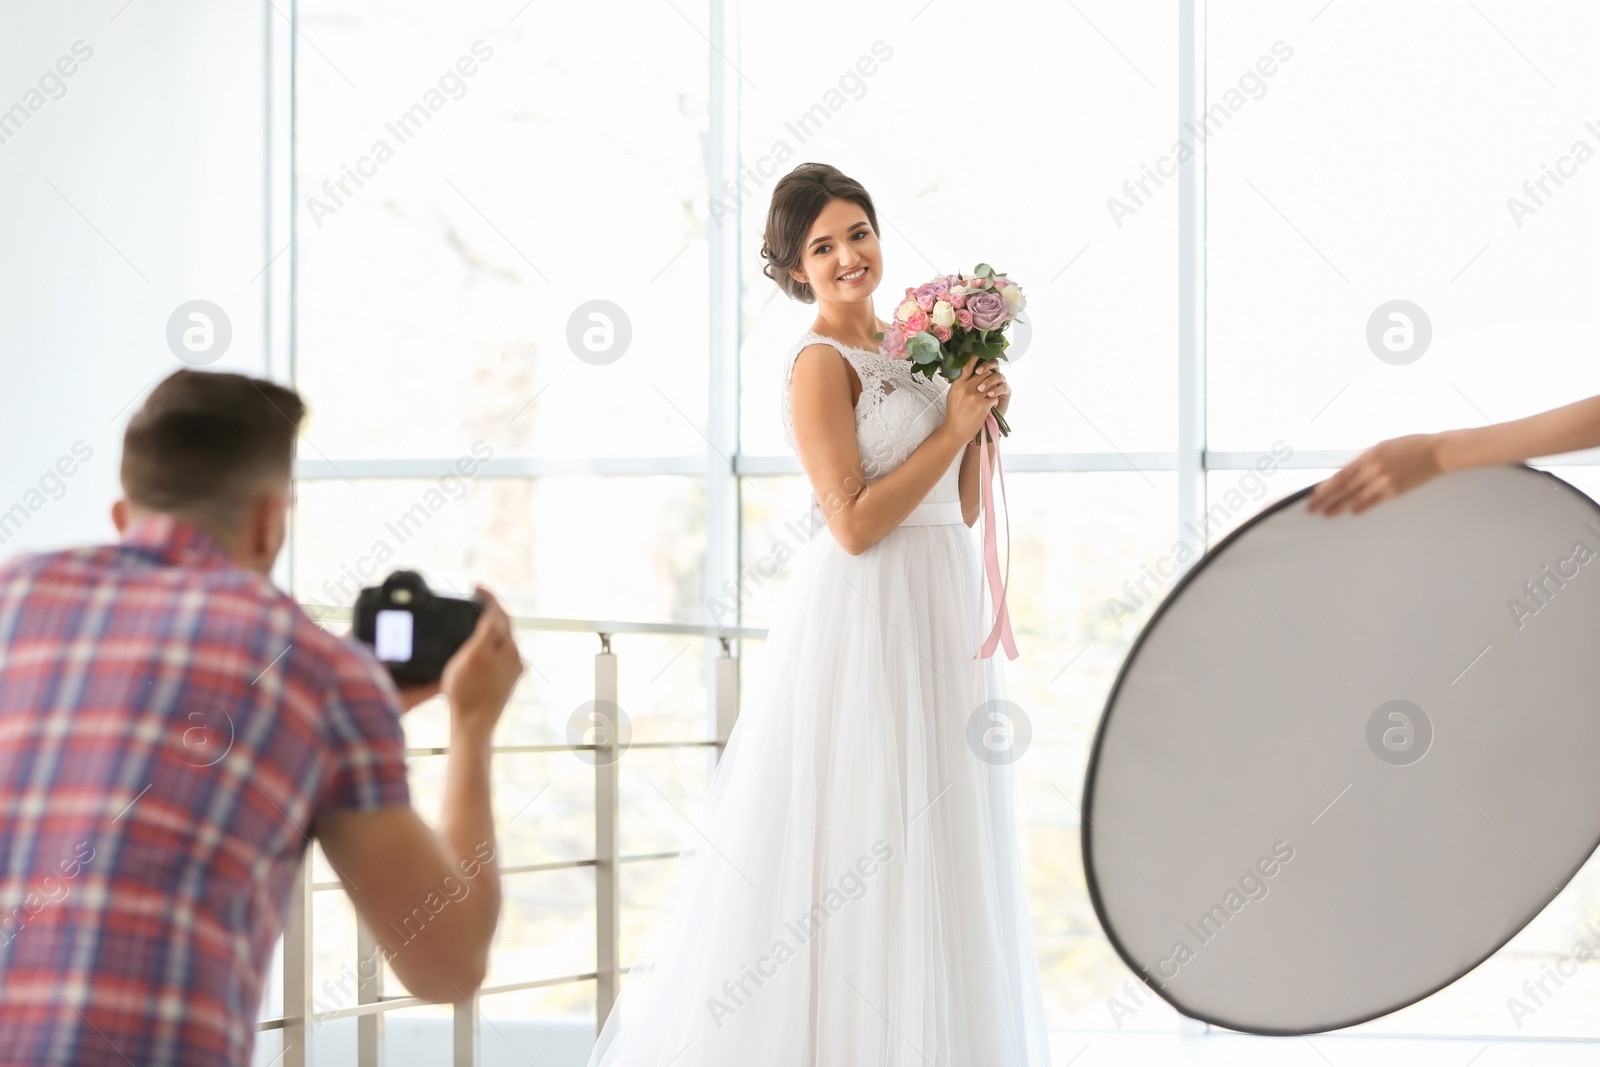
top-left (0, 514), bottom-right (411, 1066)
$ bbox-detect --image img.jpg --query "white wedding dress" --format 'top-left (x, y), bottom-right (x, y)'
top-left (586, 331), bottom-right (1051, 1066)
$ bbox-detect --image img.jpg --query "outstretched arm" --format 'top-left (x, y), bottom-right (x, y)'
top-left (316, 592), bottom-right (524, 1002)
top-left (1308, 394), bottom-right (1600, 516)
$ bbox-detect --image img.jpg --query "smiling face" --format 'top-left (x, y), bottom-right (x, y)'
top-left (789, 197), bottom-right (882, 306)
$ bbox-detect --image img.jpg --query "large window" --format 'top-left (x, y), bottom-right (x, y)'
top-left (276, 1), bottom-right (1600, 1062)
top-left (1208, 1), bottom-right (1600, 455)
top-left (279, 2), bottom-right (718, 1063)
top-left (1206, 1), bottom-right (1600, 1040)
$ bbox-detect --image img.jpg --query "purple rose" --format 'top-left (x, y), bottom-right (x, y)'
top-left (965, 289), bottom-right (1009, 330)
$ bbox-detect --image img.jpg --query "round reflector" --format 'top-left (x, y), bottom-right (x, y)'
top-left (1083, 466), bottom-right (1600, 1033)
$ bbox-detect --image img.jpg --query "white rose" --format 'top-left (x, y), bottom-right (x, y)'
top-left (931, 300), bottom-right (956, 328)
top-left (1001, 285), bottom-right (1026, 314)
top-left (897, 299), bottom-right (921, 321)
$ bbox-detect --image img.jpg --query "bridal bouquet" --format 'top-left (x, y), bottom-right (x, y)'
top-left (876, 263), bottom-right (1025, 439)
top-left (879, 263), bottom-right (1023, 662)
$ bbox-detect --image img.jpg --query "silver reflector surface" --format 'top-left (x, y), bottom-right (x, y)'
top-left (1083, 466), bottom-right (1600, 1034)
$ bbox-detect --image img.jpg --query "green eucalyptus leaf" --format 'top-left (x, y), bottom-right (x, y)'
top-left (907, 331), bottom-right (941, 365)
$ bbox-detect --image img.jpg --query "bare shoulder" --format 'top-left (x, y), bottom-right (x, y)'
top-left (790, 342), bottom-right (862, 405)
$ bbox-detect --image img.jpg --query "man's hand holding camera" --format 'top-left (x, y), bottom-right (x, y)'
top-left (394, 587), bottom-right (524, 720)
top-left (318, 578), bottom-right (527, 1003)
top-left (441, 587), bottom-right (524, 729)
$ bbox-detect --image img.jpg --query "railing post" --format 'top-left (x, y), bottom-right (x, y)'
top-left (453, 996), bottom-right (478, 1065)
top-left (594, 634), bottom-right (621, 1032)
top-left (356, 923), bottom-right (382, 1066)
top-left (714, 636), bottom-right (739, 760)
top-left (282, 856), bottom-right (313, 1067)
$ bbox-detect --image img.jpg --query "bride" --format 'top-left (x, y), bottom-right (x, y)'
top-left (587, 162), bottom-right (1051, 1065)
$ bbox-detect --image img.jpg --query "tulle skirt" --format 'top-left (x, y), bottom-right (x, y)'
top-left (587, 512), bottom-right (1051, 1066)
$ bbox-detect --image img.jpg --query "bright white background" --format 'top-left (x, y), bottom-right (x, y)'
top-left (5, 1), bottom-right (1600, 1065)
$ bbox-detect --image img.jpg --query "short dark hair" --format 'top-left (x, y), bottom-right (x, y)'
top-left (760, 162), bottom-right (879, 304)
top-left (121, 369), bottom-right (304, 522)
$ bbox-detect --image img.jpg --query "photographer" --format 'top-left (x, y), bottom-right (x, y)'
top-left (0, 369), bottom-right (523, 1066)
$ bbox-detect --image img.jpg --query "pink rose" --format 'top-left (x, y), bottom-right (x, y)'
top-left (965, 290), bottom-right (1009, 330)
top-left (932, 324), bottom-right (951, 342)
top-left (883, 327), bottom-right (908, 359)
top-left (903, 310), bottom-right (930, 334)
top-left (955, 308), bottom-right (974, 329)
top-left (913, 282), bottom-right (944, 311)
top-left (949, 291), bottom-right (967, 309)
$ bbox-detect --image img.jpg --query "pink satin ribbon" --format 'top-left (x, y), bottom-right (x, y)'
top-left (975, 410), bottom-right (1017, 661)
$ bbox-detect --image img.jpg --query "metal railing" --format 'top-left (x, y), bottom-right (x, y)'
top-left (260, 612), bottom-right (766, 1066)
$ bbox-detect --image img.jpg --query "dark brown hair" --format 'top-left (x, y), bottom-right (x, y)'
top-left (760, 163), bottom-right (879, 303)
top-left (121, 369), bottom-right (305, 522)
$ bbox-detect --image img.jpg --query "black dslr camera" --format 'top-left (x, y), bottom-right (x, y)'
top-left (354, 571), bottom-right (484, 686)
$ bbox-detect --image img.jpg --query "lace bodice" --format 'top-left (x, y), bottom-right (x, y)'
top-left (781, 330), bottom-right (959, 505)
